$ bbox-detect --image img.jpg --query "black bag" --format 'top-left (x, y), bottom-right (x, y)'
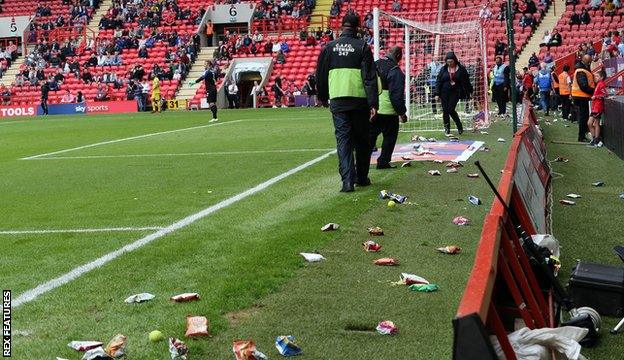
top-left (568, 261), bottom-right (624, 317)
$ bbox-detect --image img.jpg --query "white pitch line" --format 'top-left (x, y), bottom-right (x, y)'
top-left (20, 120), bottom-right (244, 160)
top-left (32, 148), bottom-right (336, 160)
top-left (0, 120), bottom-right (30, 126)
top-left (0, 227), bottom-right (164, 235)
top-left (12, 150), bottom-right (336, 308)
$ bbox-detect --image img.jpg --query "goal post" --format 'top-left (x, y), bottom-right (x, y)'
top-left (373, 7), bottom-right (490, 132)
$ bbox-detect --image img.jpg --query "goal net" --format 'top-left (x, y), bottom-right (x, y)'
top-left (373, 7), bottom-right (490, 132)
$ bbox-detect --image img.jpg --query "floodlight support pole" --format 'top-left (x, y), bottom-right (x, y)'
top-left (373, 7), bottom-right (380, 61)
top-left (404, 24), bottom-right (411, 119)
top-left (506, 0), bottom-right (519, 134)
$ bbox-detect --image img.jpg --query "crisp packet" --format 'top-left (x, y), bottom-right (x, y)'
top-left (467, 173), bottom-right (480, 178)
top-left (446, 168), bottom-right (458, 174)
top-left (170, 293), bottom-right (200, 302)
top-left (401, 161), bottom-right (412, 168)
top-left (480, 146), bottom-right (490, 152)
top-left (453, 216), bottom-right (470, 226)
top-left (367, 227), bottom-right (384, 236)
top-left (400, 273), bottom-right (429, 285)
top-left (168, 338), bottom-right (189, 360)
top-left (379, 190), bottom-right (407, 204)
top-left (409, 284), bottom-right (439, 292)
top-left (433, 159), bottom-right (444, 164)
top-left (559, 200), bottom-right (576, 205)
top-left (275, 335), bottom-right (302, 357)
top-left (450, 138), bottom-right (459, 143)
top-left (321, 223), bottom-right (339, 231)
top-left (468, 196), bottom-right (481, 205)
top-left (497, 138), bottom-right (506, 142)
top-left (104, 334), bottom-right (126, 358)
top-left (428, 170), bottom-right (441, 176)
top-left (299, 253), bottom-right (325, 262)
top-left (436, 245), bottom-right (461, 254)
top-left (68, 341), bottom-right (103, 351)
top-left (185, 316), bottom-right (209, 337)
top-left (233, 340), bottom-right (268, 360)
top-left (566, 194), bottom-right (582, 199)
top-left (554, 156), bottom-right (569, 162)
top-left (362, 240), bottom-right (382, 252)
top-left (376, 321), bottom-right (398, 335)
top-left (446, 161), bottom-right (463, 168)
top-left (401, 155), bottom-right (413, 160)
top-left (124, 293), bottom-right (155, 303)
top-left (411, 134), bottom-right (427, 142)
top-left (427, 137), bottom-right (437, 142)
top-left (592, 181), bottom-right (605, 187)
top-left (619, 193), bottom-right (624, 200)
top-left (374, 258), bottom-right (398, 266)
top-left (81, 347), bottom-right (113, 360)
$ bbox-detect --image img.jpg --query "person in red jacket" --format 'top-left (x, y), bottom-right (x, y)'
top-left (588, 69), bottom-right (607, 147)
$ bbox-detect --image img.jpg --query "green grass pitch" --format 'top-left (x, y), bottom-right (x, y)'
top-left (1, 108), bottom-right (622, 359)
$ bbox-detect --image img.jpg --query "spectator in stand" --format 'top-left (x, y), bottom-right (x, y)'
top-left (60, 89), bottom-right (76, 103)
top-left (306, 33), bottom-right (317, 46)
top-left (572, 55), bottom-right (595, 142)
top-left (528, 52), bottom-right (540, 68)
top-left (82, 68), bottom-right (94, 84)
top-left (548, 29), bottom-right (562, 48)
top-left (479, 4), bottom-right (493, 21)
top-left (539, 31), bottom-right (552, 47)
top-left (589, 0), bottom-right (601, 9)
top-left (392, 0), bottom-right (402, 11)
top-left (605, 0), bottom-right (617, 16)
top-left (525, 0), bottom-right (538, 13)
top-left (330, 1), bottom-right (340, 17)
top-left (95, 82), bottom-right (109, 101)
top-left (588, 69), bottom-right (607, 146)
top-left (495, 39), bottom-right (507, 58)
top-left (558, 64), bottom-right (572, 120)
top-left (580, 8), bottom-right (591, 24)
top-left (569, 10), bottom-right (581, 30)
top-left (534, 63), bottom-right (552, 116)
top-left (543, 51), bottom-right (554, 64)
top-left (364, 13), bottom-right (374, 29)
top-left (0, 84), bottom-right (10, 105)
top-left (276, 50), bottom-right (286, 64)
top-left (519, 13), bottom-right (535, 33)
top-left (252, 30), bottom-right (263, 43)
top-left (280, 40), bottom-right (290, 53)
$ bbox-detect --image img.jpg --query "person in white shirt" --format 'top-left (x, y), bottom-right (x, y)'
top-left (252, 30), bottom-right (263, 43)
top-left (249, 80), bottom-right (262, 107)
top-left (60, 89), bottom-right (76, 103)
top-left (226, 79), bottom-right (239, 109)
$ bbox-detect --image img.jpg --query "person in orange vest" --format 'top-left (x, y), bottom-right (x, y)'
top-left (558, 64), bottom-right (572, 120)
top-left (205, 20), bottom-right (214, 47)
top-left (571, 55), bottom-right (595, 142)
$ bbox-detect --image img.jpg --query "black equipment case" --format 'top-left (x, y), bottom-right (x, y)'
top-left (568, 261), bottom-right (624, 317)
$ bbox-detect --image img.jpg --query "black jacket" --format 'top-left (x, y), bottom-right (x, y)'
top-left (376, 56), bottom-right (406, 116)
top-left (316, 28), bottom-right (378, 112)
top-left (435, 63), bottom-right (473, 99)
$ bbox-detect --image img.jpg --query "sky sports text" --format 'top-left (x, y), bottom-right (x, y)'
top-left (2, 290), bottom-right (10, 357)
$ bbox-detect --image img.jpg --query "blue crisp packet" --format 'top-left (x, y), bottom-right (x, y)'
top-left (275, 335), bottom-right (302, 357)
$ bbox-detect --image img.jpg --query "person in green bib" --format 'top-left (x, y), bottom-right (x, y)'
top-left (316, 13), bottom-right (379, 192)
top-left (370, 46), bottom-right (407, 169)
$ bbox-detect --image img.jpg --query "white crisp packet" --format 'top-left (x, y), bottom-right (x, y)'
top-left (124, 292), bottom-right (155, 303)
top-left (321, 223), bottom-right (339, 231)
top-left (68, 341), bottom-right (103, 351)
top-left (497, 138), bottom-right (506, 142)
top-left (300, 253), bottom-right (325, 262)
top-left (82, 347), bottom-right (113, 360)
top-left (566, 194), bottom-right (582, 199)
top-left (401, 273), bottom-right (430, 285)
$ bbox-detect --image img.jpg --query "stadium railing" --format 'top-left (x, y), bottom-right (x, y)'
top-left (453, 100), bottom-right (554, 360)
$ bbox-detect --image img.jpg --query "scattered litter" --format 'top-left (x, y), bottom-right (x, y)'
top-left (149, 330), bottom-right (165, 342)
top-left (592, 181), bottom-right (605, 187)
top-left (479, 146), bottom-right (490, 152)
top-left (105, 334), bottom-right (126, 358)
top-left (436, 245), bottom-right (461, 254)
top-left (367, 227), bottom-right (384, 236)
top-left (620, 193), bottom-right (624, 200)
top-left (411, 134), bottom-right (428, 142)
top-left (398, 273), bottom-right (430, 286)
top-left (480, 131), bottom-right (489, 135)
top-left (14, 330), bottom-right (32, 337)
top-left (564, 124), bottom-right (570, 127)
top-left (81, 347), bottom-right (113, 360)
top-left (275, 335), bottom-right (302, 357)
top-left (124, 293), bottom-right (155, 304)
top-left (433, 159), bottom-right (444, 164)
top-left (559, 200), bottom-right (576, 205)
top-left (363, 240), bottom-right (382, 252)
top-left (299, 253), bottom-right (325, 262)
top-left (374, 258), bottom-right (398, 266)
top-left (427, 137), bottom-right (437, 142)
top-left (453, 216), bottom-right (470, 226)
top-left (379, 190), bottom-right (407, 204)
top-left (446, 168), bottom-right (458, 173)
top-left (401, 161), bottom-right (412, 168)
top-left (554, 157), bottom-right (569, 163)
top-left (401, 155), bottom-right (412, 160)
top-left (56, 358), bottom-right (69, 360)
top-left (185, 316), bottom-right (209, 337)
top-left (566, 194), bottom-right (581, 199)
top-left (233, 340), bottom-right (268, 360)
top-left (446, 161), bottom-right (463, 168)
top-left (68, 341), bottom-right (103, 352)
top-left (376, 321), bottom-right (398, 335)
top-left (497, 138), bottom-right (506, 142)
top-left (321, 223), bottom-right (339, 231)
top-left (467, 173), bottom-right (480, 178)
top-left (468, 195), bottom-right (481, 205)
top-left (450, 138), bottom-right (459, 142)
top-left (428, 170), bottom-right (441, 176)
top-left (170, 293), bottom-right (200, 302)
top-left (169, 338), bottom-right (189, 360)
top-left (409, 284), bottom-right (439, 292)
top-left (413, 150), bottom-right (437, 156)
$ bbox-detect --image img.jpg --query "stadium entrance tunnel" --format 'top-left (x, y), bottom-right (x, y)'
top-left (238, 71), bottom-right (263, 108)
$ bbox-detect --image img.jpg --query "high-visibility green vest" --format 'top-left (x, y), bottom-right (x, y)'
top-left (328, 68), bottom-right (367, 99)
top-left (376, 57), bottom-right (398, 115)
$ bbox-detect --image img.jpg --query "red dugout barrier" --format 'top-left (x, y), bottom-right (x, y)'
top-left (453, 102), bottom-right (553, 359)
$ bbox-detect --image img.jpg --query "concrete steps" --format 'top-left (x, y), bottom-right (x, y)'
top-left (86, 0), bottom-right (113, 38)
top-left (0, 45), bottom-right (35, 87)
top-left (311, 0), bottom-right (332, 18)
top-left (176, 47), bottom-right (217, 100)
top-left (516, 0), bottom-right (566, 68)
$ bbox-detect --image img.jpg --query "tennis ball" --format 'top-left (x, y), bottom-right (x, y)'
top-left (149, 330), bottom-right (164, 342)
top-left (387, 200), bottom-right (396, 208)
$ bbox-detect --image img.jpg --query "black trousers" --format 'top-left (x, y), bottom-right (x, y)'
top-left (370, 114), bottom-right (399, 167)
top-left (574, 97), bottom-right (590, 141)
top-left (440, 90), bottom-right (462, 132)
top-left (332, 109), bottom-right (371, 185)
top-left (227, 93), bottom-right (238, 108)
top-left (41, 97), bottom-right (48, 115)
top-left (492, 83), bottom-right (508, 115)
top-left (560, 94), bottom-right (571, 120)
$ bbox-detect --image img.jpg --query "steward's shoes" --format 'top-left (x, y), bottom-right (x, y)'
top-left (355, 178), bottom-right (372, 187)
top-left (340, 182), bottom-right (355, 193)
top-left (376, 163), bottom-right (397, 170)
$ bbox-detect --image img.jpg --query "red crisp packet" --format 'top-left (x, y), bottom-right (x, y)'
top-left (445, 161), bottom-right (463, 168)
top-left (367, 227), bottom-right (384, 236)
top-left (185, 316), bottom-right (209, 337)
top-left (67, 341), bottom-right (103, 351)
top-left (169, 338), bottom-right (189, 360)
top-left (105, 334), bottom-right (126, 358)
top-left (233, 340), bottom-right (268, 360)
top-left (374, 257), bottom-right (398, 266)
top-left (170, 293), bottom-right (200, 302)
top-left (363, 240), bottom-right (382, 252)
top-left (453, 216), bottom-right (470, 226)
top-left (376, 321), bottom-right (398, 335)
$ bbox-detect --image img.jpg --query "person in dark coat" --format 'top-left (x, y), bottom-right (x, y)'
top-left (40, 80), bottom-right (50, 115)
top-left (491, 56), bottom-right (511, 117)
top-left (434, 52), bottom-right (473, 136)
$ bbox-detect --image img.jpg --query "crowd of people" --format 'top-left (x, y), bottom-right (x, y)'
top-left (253, 0), bottom-right (316, 23)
